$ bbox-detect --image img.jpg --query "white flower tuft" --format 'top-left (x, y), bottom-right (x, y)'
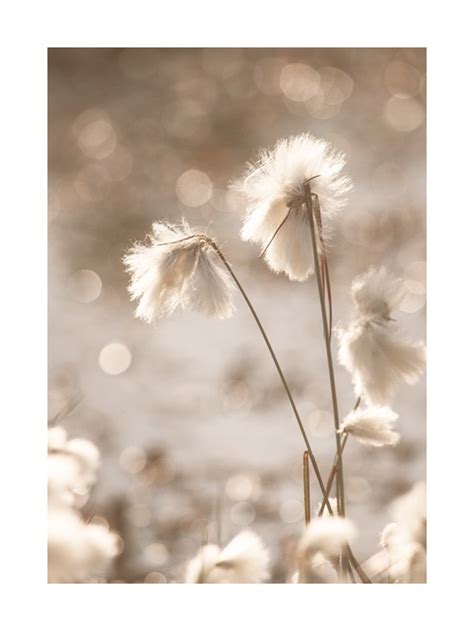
top-left (48, 428), bottom-right (100, 508)
top-left (48, 508), bottom-right (120, 583)
top-left (185, 530), bottom-right (270, 583)
top-left (292, 552), bottom-right (339, 584)
top-left (339, 406), bottom-right (400, 447)
top-left (296, 516), bottom-right (356, 583)
top-left (123, 221), bottom-right (235, 322)
top-left (380, 482), bottom-right (426, 583)
top-left (234, 134), bottom-right (352, 281)
top-left (184, 544), bottom-right (221, 584)
top-left (351, 266), bottom-right (406, 319)
top-left (48, 427), bottom-right (120, 583)
top-left (337, 266), bottom-right (426, 404)
top-left (298, 516), bottom-right (356, 559)
top-left (389, 481), bottom-right (426, 548)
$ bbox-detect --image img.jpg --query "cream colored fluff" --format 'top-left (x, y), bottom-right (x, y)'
top-left (185, 530), bottom-right (270, 583)
top-left (48, 427), bottom-right (120, 583)
top-left (296, 516), bottom-right (356, 582)
top-left (124, 221), bottom-right (235, 322)
top-left (337, 266), bottom-right (425, 404)
top-left (235, 134), bottom-right (351, 281)
top-left (339, 406), bottom-right (400, 447)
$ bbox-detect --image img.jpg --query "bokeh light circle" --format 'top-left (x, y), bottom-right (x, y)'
top-left (230, 501), bottom-right (255, 527)
top-left (68, 270), bottom-right (102, 303)
top-left (384, 96), bottom-right (425, 132)
top-left (280, 63), bottom-right (320, 102)
top-left (176, 169), bottom-right (213, 207)
top-left (279, 499), bottom-right (304, 523)
top-left (99, 342), bottom-right (132, 375)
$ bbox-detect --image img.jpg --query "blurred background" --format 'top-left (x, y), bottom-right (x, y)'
top-left (48, 48), bottom-right (426, 583)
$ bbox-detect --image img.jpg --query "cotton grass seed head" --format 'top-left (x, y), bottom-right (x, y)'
top-left (48, 429), bottom-right (120, 583)
top-left (185, 530), bottom-right (270, 583)
top-left (48, 427), bottom-right (101, 508)
top-left (337, 265), bottom-right (426, 405)
top-left (297, 515), bottom-right (356, 560)
top-left (234, 134), bottom-right (351, 281)
top-left (296, 516), bottom-right (356, 583)
top-left (339, 406), bottom-right (400, 447)
top-left (123, 220), bottom-right (235, 322)
top-left (351, 266), bottom-right (406, 319)
top-left (48, 507), bottom-right (120, 583)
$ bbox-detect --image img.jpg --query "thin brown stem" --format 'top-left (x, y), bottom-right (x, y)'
top-left (259, 209), bottom-right (291, 259)
top-left (303, 185), bottom-right (345, 516)
top-left (318, 434), bottom-right (349, 517)
top-left (303, 451), bottom-right (311, 525)
top-left (346, 557), bottom-right (356, 583)
top-left (208, 240), bottom-right (331, 507)
top-left (347, 547), bottom-right (372, 584)
top-left (323, 256), bottom-right (333, 338)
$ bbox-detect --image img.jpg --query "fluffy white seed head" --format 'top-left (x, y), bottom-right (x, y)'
top-left (296, 516), bottom-right (356, 583)
top-left (185, 530), bottom-right (270, 583)
top-left (380, 482), bottom-right (426, 583)
top-left (234, 134), bottom-right (352, 281)
top-left (48, 428), bottom-right (100, 508)
top-left (48, 430), bottom-right (120, 583)
top-left (123, 221), bottom-right (235, 322)
top-left (48, 426), bottom-right (68, 451)
top-left (297, 516), bottom-right (356, 560)
top-left (337, 266), bottom-right (425, 404)
top-left (48, 508), bottom-right (120, 583)
top-left (351, 266), bottom-right (406, 319)
top-left (337, 317), bottom-right (426, 405)
top-left (390, 481), bottom-right (426, 548)
top-left (292, 551), bottom-right (339, 584)
top-left (380, 523), bottom-right (426, 583)
top-left (184, 544), bottom-right (221, 584)
top-left (339, 406), bottom-right (400, 447)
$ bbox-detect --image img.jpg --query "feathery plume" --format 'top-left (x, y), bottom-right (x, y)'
top-left (390, 481), bottom-right (426, 548)
top-left (296, 516), bottom-right (356, 582)
top-left (337, 266), bottom-right (426, 404)
top-left (48, 508), bottom-right (120, 583)
top-left (380, 482), bottom-right (426, 583)
top-left (48, 427), bottom-right (100, 508)
top-left (185, 530), bottom-right (270, 583)
top-left (123, 221), bottom-right (235, 322)
top-left (48, 427), bottom-right (120, 583)
top-left (339, 406), bottom-right (400, 447)
top-left (234, 134), bottom-right (352, 281)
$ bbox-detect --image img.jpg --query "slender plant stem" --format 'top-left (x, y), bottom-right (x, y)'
top-left (347, 547), bottom-right (371, 584)
top-left (259, 209), bottom-right (291, 259)
top-left (303, 451), bottom-right (311, 525)
top-left (215, 484), bottom-right (222, 547)
top-left (303, 185), bottom-right (346, 516)
top-left (208, 241), bottom-right (331, 507)
top-left (153, 233), bottom-right (374, 580)
top-left (346, 556), bottom-right (356, 583)
top-left (317, 434), bottom-right (349, 517)
top-left (323, 256), bottom-right (333, 338)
